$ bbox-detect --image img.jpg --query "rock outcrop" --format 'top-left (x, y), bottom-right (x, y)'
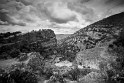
top-left (0, 29), bottom-right (57, 59)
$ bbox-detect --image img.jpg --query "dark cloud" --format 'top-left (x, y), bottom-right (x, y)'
top-left (68, 2), bottom-right (97, 22)
top-left (0, 0), bottom-right (27, 26)
top-left (16, 0), bottom-right (32, 5)
top-left (11, 21), bottom-right (26, 26)
top-left (79, 0), bottom-right (92, 3)
top-left (0, 0), bottom-right (7, 4)
top-left (104, 0), bottom-right (124, 6)
top-left (0, 0), bottom-right (24, 16)
top-left (50, 15), bottom-right (76, 23)
top-left (0, 10), bottom-right (26, 26)
top-left (0, 10), bottom-right (11, 23)
top-left (16, 0), bottom-right (43, 5)
top-left (79, 0), bottom-right (124, 6)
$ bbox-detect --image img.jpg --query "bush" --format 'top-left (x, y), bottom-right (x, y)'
top-left (10, 49), bottom-right (20, 58)
top-left (0, 69), bottom-right (38, 83)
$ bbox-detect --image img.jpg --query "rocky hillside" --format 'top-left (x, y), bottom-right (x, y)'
top-left (59, 12), bottom-right (124, 49)
top-left (57, 12), bottom-right (124, 83)
top-left (0, 29), bottom-right (57, 59)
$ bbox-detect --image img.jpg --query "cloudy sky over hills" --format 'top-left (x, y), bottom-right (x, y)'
top-left (0, 0), bottom-right (124, 34)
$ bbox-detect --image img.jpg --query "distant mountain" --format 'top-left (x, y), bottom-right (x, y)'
top-left (56, 34), bottom-right (70, 40)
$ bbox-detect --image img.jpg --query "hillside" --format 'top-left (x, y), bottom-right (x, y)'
top-left (59, 12), bottom-right (124, 48)
top-left (57, 12), bottom-right (124, 83)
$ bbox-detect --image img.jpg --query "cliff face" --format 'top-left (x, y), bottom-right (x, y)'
top-left (58, 12), bottom-right (124, 83)
top-left (0, 29), bottom-right (57, 59)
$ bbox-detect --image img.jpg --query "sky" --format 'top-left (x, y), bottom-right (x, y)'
top-left (0, 0), bottom-right (124, 34)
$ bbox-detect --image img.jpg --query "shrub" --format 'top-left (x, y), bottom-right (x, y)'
top-left (0, 69), bottom-right (38, 83)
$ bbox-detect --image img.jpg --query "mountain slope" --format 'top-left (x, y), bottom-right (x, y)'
top-left (59, 12), bottom-right (124, 49)
top-left (57, 12), bottom-right (124, 83)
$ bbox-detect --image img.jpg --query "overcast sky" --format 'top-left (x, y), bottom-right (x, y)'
top-left (0, 0), bottom-right (124, 34)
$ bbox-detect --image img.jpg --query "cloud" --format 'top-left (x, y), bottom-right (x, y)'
top-left (0, 0), bottom-right (124, 34)
top-left (0, 20), bottom-right (8, 25)
top-left (18, 0), bottom-right (94, 23)
top-left (79, 0), bottom-right (124, 20)
top-left (36, 1), bottom-right (77, 23)
top-left (104, 0), bottom-right (124, 7)
top-left (0, 0), bottom-right (96, 26)
top-left (68, 2), bottom-right (98, 22)
top-left (0, 9), bottom-right (25, 26)
top-left (16, 0), bottom-right (32, 5)
top-left (0, 0), bottom-right (27, 26)
top-left (0, 9), bottom-right (10, 22)
top-left (78, 0), bottom-right (124, 6)
top-left (0, 11), bottom-right (26, 26)
top-left (0, 0), bottom-right (24, 11)
top-left (79, 0), bottom-right (92, 3)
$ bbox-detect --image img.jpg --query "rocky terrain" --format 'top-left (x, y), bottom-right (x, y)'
top-left (57, 12), bottom-right (124, 83)
top-left (0, 12), bottom-right (124, 83)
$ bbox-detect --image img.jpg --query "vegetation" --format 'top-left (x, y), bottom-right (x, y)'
top-left (0, 69), bottom-right (38, 83)
top-left (57, 43), bottom-right (80, 62)
top-left (105, 43), bottom-right (124, 83)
